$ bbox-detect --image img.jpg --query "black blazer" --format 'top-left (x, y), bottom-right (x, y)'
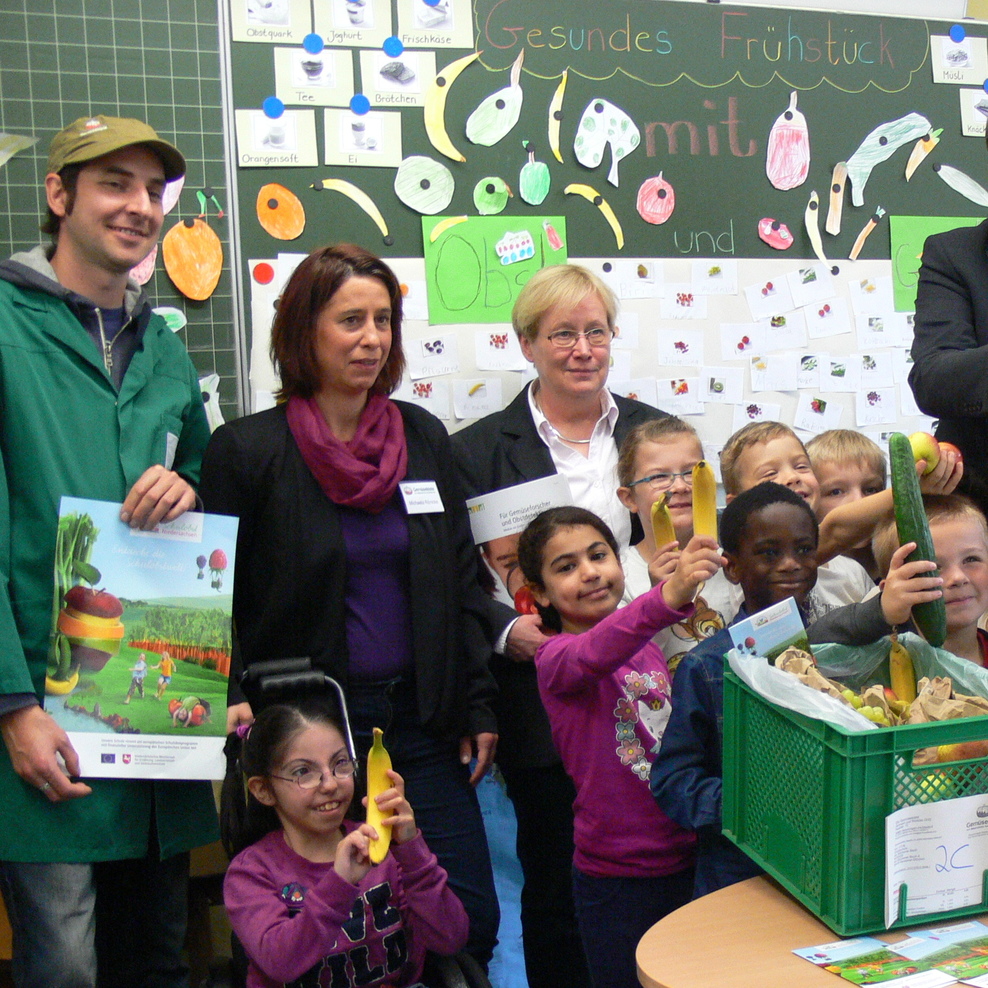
top-left (198, 402), bottom-right (497, 740)
top-left (450, 384), bottom-right (666, 767)
top-left (909, 218), bottom-right (988, 484)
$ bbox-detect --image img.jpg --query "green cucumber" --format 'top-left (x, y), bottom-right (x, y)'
top-left (888, 432), bottom-right (946, 646)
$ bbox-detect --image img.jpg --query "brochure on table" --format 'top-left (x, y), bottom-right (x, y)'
top-left (795, 920), bottom-right (988, 986)
top-left (46, 497), bottom-right (238, 780)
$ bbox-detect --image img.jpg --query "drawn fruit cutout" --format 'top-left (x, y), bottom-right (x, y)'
top-left (573, 98), bottom-right (640, 188)
top-left (758, 217), bottom-right (793, 250)
top-left (473, 176), bottom-right (512, 215)
top-left (162, 217), bottom-right (223, 301)
top-left (636, 173), bottom-right (675, 224)
top-left (519, 141), bottom-right (550, 206)
top-left (394, 155), bottom-right (455, 214)
top-left (130, 243), bottom-right (157, 285)
top-left (466, 49), bottom-right (525, 147)
top-left (256, 183), bottom-right (305, 240)
top-left (765, 91), bottom-right (809, 191)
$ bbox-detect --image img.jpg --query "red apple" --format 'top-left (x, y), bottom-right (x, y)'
top-left (908, 431), bottom-right (940, 475)
top-left (939, 441), bottom-right (963, 463)
top-left (64, 585), bottom-right (123, 619)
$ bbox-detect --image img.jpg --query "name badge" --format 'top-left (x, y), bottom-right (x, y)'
top-left (400, 481), bottom-right (445, 514)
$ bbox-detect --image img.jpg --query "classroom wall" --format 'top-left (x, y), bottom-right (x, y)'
top-left (225, 0), bottom-right (985, 468)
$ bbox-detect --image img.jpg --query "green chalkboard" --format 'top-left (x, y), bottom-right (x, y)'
top-left (227, 0), bottom-right (987, 272)
top-left (0, 0), bottom-right (240, 419)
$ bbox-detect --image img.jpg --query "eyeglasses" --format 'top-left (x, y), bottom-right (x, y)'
top-left (270, 757), bottom-right (356, 790)
top-left (627, 469), bottom-right (695, 491)
top-left (545, 327), bottom-right (614, 349)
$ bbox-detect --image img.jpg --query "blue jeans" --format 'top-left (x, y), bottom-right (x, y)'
top-left (0, 851), bottom-right (190, 988)
top-left (347, 677), bottom-right (500, 968)
top-left (571, 866), bottom-right (694, 988)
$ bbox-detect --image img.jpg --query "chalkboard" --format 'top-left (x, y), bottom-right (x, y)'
top-left (0, 0), bottom-right (241, 420)
top-left (226, 0), bottom-right (987, 268)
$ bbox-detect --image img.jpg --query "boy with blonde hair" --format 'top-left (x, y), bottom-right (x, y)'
top-left (806, 429), bottom-right (887, 580)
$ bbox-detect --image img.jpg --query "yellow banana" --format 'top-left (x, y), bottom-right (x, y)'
top-left (691, 461), bottom-right (718, 542)
top-left (424, 50), bottom-right (482, 163)
top-left (548, 69), bottom-right (568, 163)
top-left (45, 670), bottom-right (79, 695)
top-left (889, 633), bottom-right (917, 703)
top-left (311, 178), bottom-right (390, 242)
top-left (428, 215), bottom-right (469, 242)
top-left (365, 727), bottom-right (394, 864)
top-left (564, 183), bottom-right (624, 250)
top-left (650, 494), bottom-right (676, 549)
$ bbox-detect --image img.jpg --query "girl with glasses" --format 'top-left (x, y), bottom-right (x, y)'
top-left (222, 698), bottom-right (468, 988)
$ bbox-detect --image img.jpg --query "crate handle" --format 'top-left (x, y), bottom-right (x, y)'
top-left (896, 872), bottom-right (988, 925)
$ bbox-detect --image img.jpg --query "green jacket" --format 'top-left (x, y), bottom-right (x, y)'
top-left (0, 249), bottom-right (218, 861)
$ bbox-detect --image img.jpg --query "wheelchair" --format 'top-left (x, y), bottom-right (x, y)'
top-left (223, 659), bottom-right (494, 988)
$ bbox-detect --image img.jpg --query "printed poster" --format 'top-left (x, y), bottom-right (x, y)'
top-left (46, 498), bottom-right (239, 780)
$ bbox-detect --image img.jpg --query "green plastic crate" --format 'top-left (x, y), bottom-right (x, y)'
top-left (722, 664), bottom-right (988, 936)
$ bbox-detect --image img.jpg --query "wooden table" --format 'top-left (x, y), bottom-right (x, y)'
top-left (636, 875), bottom-right (987, 988)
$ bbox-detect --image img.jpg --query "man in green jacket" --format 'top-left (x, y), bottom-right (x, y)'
top-left (0, 116), bottom-right (216, 987)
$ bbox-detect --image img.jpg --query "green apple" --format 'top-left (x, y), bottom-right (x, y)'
top-left (908, 431), bottom-right (940, 475)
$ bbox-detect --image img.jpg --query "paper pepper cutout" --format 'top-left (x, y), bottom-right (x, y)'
top-left (312, 177), bottom-right (391, 243)
top-left (256, 183), bottom-right (305, 240)
top-left (473, 176), bottom-right (512, 215)
top-left (394, 156), bottom-right (455, 214)
top-left (519, 141), bottom-right (550, 205)
top-left (765, 91), bottom-right (809, 191)
top-left (424, 50), bottom-right (482, 162)
top-left (573, 98), bottom-right (640, 188)
top-left (466, 49), bottom-right (524, 147)
top-left (845, 112), bottom-right (931, 206)
top-left (933, 163), bottom-right (988, 208)
top-left (162, 217), bottom-right (223, 301)
top-left (757, 218), bottom-right (793, 250)
top-left (905, 129), bottom-right (942, 181)
top-left (636, 174), bottom-right (675, 225)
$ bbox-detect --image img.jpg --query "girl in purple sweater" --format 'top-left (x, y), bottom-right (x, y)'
top-left (517, 506), bottom-right (723, 988)
top-left (222, 698), bottom-right (468, 988)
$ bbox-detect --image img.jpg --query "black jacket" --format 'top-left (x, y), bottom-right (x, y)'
top-left (450, 384), bottom-right (666, 766)
top-left (198, 402), bottom-right (497, 740)
top-left (909, 218), bottom-right (988, 485)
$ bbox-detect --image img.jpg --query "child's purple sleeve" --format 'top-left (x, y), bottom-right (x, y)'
top-left (536, 581), bottom-right (693, 696)
top-left (391, 832), bottom-right (469, 956)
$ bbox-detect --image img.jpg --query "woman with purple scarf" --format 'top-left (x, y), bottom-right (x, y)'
top-left (198, 244), bottom-right (500, 965)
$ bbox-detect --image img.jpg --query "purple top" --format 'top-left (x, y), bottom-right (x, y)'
top-left (339, 499), bottom-right (414, 681)
top-left (224, 825), bottom-right (469, 988)
top-left (535, 582), bottom-right (698, 879)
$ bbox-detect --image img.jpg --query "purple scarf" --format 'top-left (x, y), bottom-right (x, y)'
top-left (286, 393), bottom-right (408, 513)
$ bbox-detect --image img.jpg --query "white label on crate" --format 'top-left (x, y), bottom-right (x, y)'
top-left (885, 791), bottom-right (988, 929)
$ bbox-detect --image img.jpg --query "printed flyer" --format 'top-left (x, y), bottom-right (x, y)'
top-left (45, 497), bottom-right (238, 780)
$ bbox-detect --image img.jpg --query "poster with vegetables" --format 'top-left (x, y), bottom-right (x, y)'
top-left (46, 497), bottom-right (238, 781)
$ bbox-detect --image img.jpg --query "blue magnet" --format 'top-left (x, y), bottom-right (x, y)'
top-left (263, 96), bottom-right (285, 119)
top-left (950, 24), bottom-right (966, 43)
top-left (350, 93), bottom-right (371, 115)
top-left (383, 36), bottom-right (404, 57)
top-left (303, 33), bottom-right (324, 54)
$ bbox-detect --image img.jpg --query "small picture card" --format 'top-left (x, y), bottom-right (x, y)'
top-left (749, 352), bottom-right (799, 393)
top-left (786, 263), bottom-right (837, 309)
top-left (823, 358), bottom-right (859, 393)
top-left (699, 366), bottom-right (744, 404)
top-left (796, 352), bottom-right (825, 390)
top-left (731, 401), bottom-right (782, 432)
top-left (657, 329), bottom-right (704, 367)
top-left (658, 377), bottom-right (704, 415)
top-left (453, 378), bottom-right (503, 419)
top-left (358, 50), bottom-right (437, 108)
top-left (793, 393), bottom-right (843, 434)
top-left (475, 327), bottom-right (527, 371)
top-left (719, 323), bottom-right (764, 362)
top-left (234, 109), bottom-right (319, 167)
top-left (691, 259), bottom-right (738, 295)
top-left (729, 596), bottom-right (809, 660)
top-left (393, 376), bottom-right (450, 418)
top-left (660, 286), bottom-right (708, 320)
top-left (406, 332), bottom-right (459, 379)
top-left (758, 308), bottom-right (807, 350)
top-left (609, 377), bottom-right (658, 408)
top-left (855, 386), bottom-right (897, 427)
top-left (806, 296), bottom-right (852, 340)
top-left (745, 277), bottom-right (795, 321)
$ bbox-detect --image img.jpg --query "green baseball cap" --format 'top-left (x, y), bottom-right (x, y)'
top-left (47, 115), bottom-right (186, 181)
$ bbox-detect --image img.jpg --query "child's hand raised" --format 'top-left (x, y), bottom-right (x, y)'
top-left (879, 541), bottom-right (943, 627)
top-left (647, 541), bottom-right (681, 588)
top-left (661, 535), bottom-right (724, 611)
top-left (363, 769), bottom-right (417, 848)
top-left (918, 445), bottom-right (963, 495)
